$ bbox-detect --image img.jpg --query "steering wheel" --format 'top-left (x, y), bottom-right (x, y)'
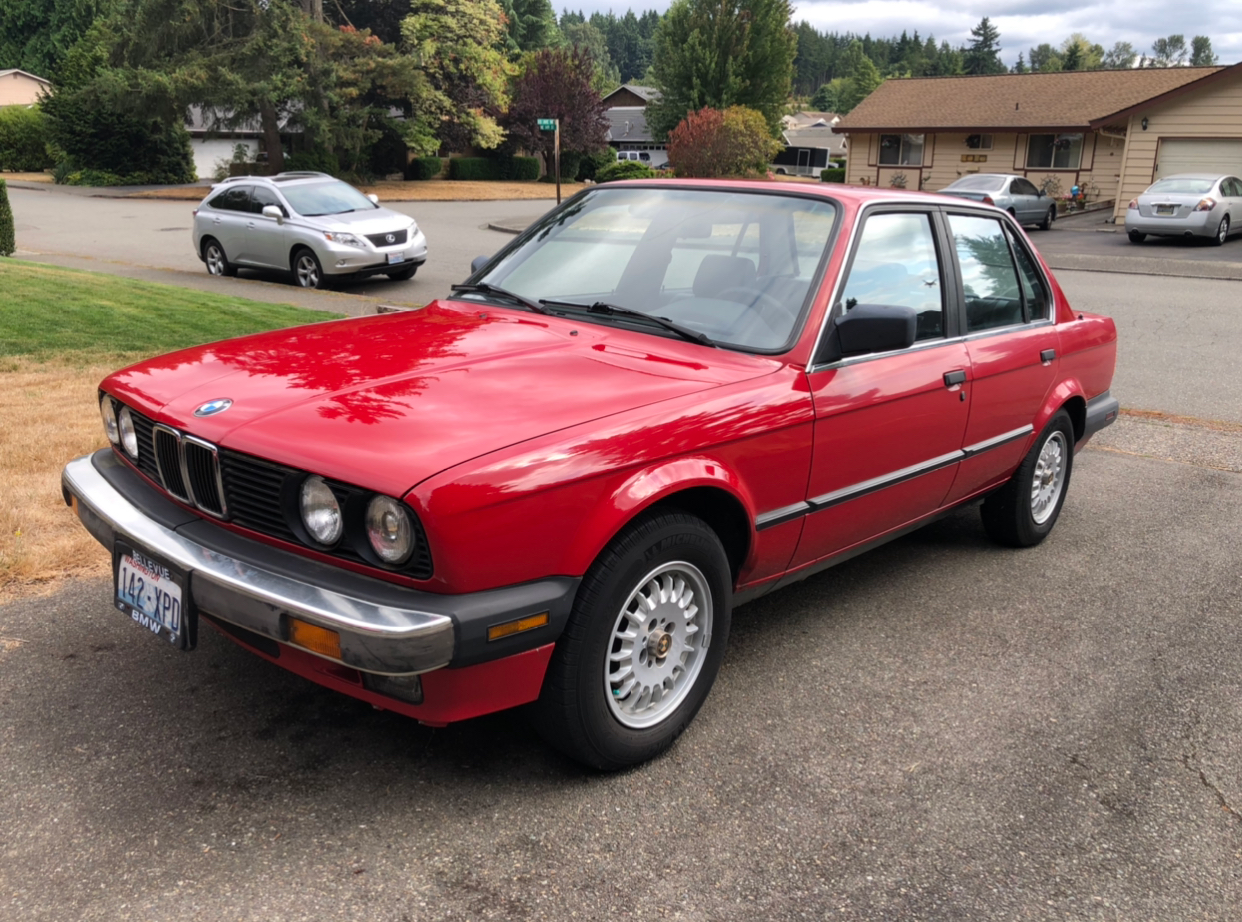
top-left (714, 286), bottom-right (798, 331)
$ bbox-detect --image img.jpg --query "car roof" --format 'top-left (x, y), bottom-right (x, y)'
top-left (946, 172), bottom-right (1021, 181)
top-left (210, 172), bottom-right (340, 191)
top-left (1153, 173), bottom-right (1229, 181)
top-left (603, 177), bottom-right (1009, 212)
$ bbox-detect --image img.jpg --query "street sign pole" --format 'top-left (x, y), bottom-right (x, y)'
top-left (537, 118), bottom-right (561, 205)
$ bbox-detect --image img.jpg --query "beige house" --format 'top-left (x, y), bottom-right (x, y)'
top-left (0, 69), bottom-right (51, 107)
top-left (832, 68), bottom-right (1223, 207)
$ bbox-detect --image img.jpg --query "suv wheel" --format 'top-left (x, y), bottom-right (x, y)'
top-left (292, 248), bottom-right (325, 289)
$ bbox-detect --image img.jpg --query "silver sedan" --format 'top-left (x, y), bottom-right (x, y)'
top-left (1125, 173), bottom-right (1242, 246)
top-left (938, 173), bottom-right (1057, 230)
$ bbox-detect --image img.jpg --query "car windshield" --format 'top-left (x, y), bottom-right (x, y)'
top-left (281, 180), bottom-right (377, 216)
top-left (471, 187), bottom-right (838, 352)
top-left (1147, 178), bottom-right (1216, 195)
top-left (946, 175), bottom-right (1006, 191)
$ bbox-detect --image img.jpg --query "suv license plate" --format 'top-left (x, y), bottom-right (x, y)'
top-left (387, 253), bottom-right (404, 265)
top-left (114, 541), bottom-right (195, 650)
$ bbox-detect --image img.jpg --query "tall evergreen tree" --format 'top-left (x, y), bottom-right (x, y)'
top-left (1189, 36), bottom-right (1217, 66)
top-left (963, 17), bottom-right (1004, 75)
top-left (646, 0), bottom-right (796, 138)
top-left (1011, 52), bottom-right (1027, 74)
top-left (835, 40), bottom-right (882, 114)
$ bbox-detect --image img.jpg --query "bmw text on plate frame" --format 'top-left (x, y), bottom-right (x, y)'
top-left (193, 398), bottom-right (232, 417)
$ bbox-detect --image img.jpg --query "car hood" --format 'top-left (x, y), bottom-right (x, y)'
top-left (103, 302), bottom-right (781, 497)
top-left (304, 207), bottom-right (415, 234)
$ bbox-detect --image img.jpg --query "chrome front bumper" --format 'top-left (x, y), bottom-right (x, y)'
top-left (63, 451), bottom-right (454, 675)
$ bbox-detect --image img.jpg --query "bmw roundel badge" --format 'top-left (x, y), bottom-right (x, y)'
top-left (193, 398), bottom-right (233, 417)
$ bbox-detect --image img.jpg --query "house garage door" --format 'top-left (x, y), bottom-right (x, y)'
top-left (1156, 139), bottom-right (1242, 179)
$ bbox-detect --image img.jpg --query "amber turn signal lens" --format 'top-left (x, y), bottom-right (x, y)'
top-left (487, 611), bottom-right (550, 642)
top-left (288, 618), bottom-right (342, 659)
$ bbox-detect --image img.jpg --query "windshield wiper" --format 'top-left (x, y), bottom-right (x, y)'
top-left (539, 299), bottom-right (715, 347)
top-left (450, 283), bottom-right (550, 314)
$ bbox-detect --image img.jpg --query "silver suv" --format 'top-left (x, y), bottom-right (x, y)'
top-left (191, 172), bottom-right (428, 288)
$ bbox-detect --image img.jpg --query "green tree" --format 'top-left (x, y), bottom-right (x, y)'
top-left (646, 0), bottom-right (796, 139)
top-left (1190, 36), bottom-right (1217, 66)
top-left (562, 20), bottom-right (620, 92)
top-left (501, 45), bottom-right (608, 167)
top-left (1149, 34), bottom-right (1187, 67)
top-left (667, 106), bottom-right (781, 177)
top-left (810, 78), bottom-right (847, 112)
top-left (1101, 42), bottom-right (1135, 69)
top-left (0, 0), bottom-right (117, 77)
top-left (500, 0), bottom-right (561, 54)
top-left (963, 17), bottom-right (1004, 75)
top-left (402, 0), bottom-right (514, 152)
top-left (1061, 41), bottom-right (1082, 71)
top-left (835, 41), bottom-right (882, 114)
top-left (1060, 33), bottom-right (1102, 71)
top-left (1011, 52), bottom-right (1027, 74)
top-left (1028, 43), bottom-right (1062, 72)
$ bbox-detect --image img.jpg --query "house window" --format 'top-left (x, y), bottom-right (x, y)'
top-left (879, 134), bottom-right (924, 166)
top-left (1027, 133), bottom-right (1083, 170)
top-left (965, 134), bottom-right (993, 150)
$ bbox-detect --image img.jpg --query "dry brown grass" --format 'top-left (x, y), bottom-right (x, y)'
top-left (1, 171), bottom-right (53, 183)
top-left (0, 357), bottom-right (125, 595)
top-left (130, 179), bottom-right (586, 202)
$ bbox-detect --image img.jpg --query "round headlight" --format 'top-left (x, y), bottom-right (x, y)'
top-left (100, 396), bottom-right (119, 443)
top-left (366, 495), bottom-right (414, 565)
top-left (117, 406), bottom-right (139, 458)
top-left (300, 476), bottom-right (343, 545)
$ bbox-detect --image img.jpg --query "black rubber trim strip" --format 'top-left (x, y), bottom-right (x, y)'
top-left (962, 425), bottom-right (1033, 456)
top-left (754, 501), bottom-right (813, 531)
top-left (1082, 390), bottom-right (1120, 442)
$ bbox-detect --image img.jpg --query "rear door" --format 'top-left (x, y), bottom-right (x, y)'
top-left (792, 207), bottom-right (971, 568)
top-left (203, 186), bottom-right (252, 262)
top-left (1011, 177), bottom-right (1043, 224)
top-left (942, 211), bottom-right (1059, 503)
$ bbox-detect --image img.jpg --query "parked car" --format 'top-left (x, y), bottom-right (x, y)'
top-left (1124, 173), bottom-right (1242, 245)
top-left (66, 181), bottom-right (1118, 770)
top-left (616, 149), bottom-right (669, 169)
top-left (938, 173), bottom-right (1057, 230)
top-left (191, 171), bottom-right (427, 288)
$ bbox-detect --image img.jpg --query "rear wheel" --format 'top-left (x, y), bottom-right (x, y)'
top-left (981, 410), bottom-right (1074, 548)
top-left (531, 511), bottom-right (731, 770)
top-left (292, 248), bottom-right (325, 289)
top-left (1038, 206), bottom-right (1055, 230)
top-left (1212, 215), bottom-right (1230, 246)
top-left (202, 239), bottom-right (236, 277)
top-left (1127, 230), bottom-right (1146, 244)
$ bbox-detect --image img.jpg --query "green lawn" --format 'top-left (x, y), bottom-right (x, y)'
top-left (0, 259), bottom-right (344, 359)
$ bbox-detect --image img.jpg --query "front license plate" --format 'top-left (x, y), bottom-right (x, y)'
top-left (387, 252), bottom-right (404, 265)
top-left (114, 542), bottom-right (195, 650)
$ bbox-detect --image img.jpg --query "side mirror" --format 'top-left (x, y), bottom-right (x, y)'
top-left (261, 204), bottom-right (284, 223)
top-left (470, 255), bottom-right (491, 274)
top-left (366, 193), bottom-right (379, 205)
top-left (1037, 189), bottom-right (1045, 197)
top-left (818, 303), bottom-right (917, 363)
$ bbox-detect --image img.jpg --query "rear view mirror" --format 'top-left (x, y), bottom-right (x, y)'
top-left (818, 304), bottom-right (917, 363)
top-left (471, 255), bottom-right (491, 274)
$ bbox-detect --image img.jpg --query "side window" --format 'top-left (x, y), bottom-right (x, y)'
top-left (1014, 178), bottom-right (1039, 196)
top-left (1224, 178), bottom-right (1241, 197)
top-left (839, 212), bottom-right (944, 341)
top-left (250, 186), bottom-right (286, 216)
top-left (208, 186), bottom-right (251, 212)
top-left (1006, 226), bottom-right (1050, 321)
top-left (949, 214), bottom-right (1024, 332)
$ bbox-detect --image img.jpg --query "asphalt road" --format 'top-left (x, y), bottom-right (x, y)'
top-left (3, 183), bottom-right (1242, 920)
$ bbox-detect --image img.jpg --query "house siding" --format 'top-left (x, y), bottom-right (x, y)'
top-left (844, 130), bottom-right (1123, 200)
top-left (1112, 71), bottom-right (1242, 220)
top-left (0, 72), bottom-right (50, 107)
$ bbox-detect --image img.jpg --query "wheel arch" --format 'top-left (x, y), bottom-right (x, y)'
top-left (1037, 380), bottom-right (1087, 442)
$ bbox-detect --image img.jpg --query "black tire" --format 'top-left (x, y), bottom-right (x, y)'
top-left (292, 247), bottom-right (326, 289)
top-left (1211, 215), bottom-right (1229, 247)
top-left (387, 265), bottom-right (418, 281)
top-left (1038, 206), bottom-right (1055, 231)
top-left (981, 410), bottom-right (1075, 548)
top-left (531, 511), bottom-right (732, 770)
top-left (202, 238), bottom-right (236, 277)
top-left (1127, 231), bottom-right (1146, 244)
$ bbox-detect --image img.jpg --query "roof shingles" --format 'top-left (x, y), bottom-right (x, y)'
top-left (835, 67), bottom-right (1223, 133)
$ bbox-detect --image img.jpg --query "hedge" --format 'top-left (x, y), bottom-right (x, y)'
top-left (820, 168), bottom-right (846, 183)
top-left (406, 156), bottom-right (445, 181)
top-left (448, 156), bottom-right (540, 181)
top-left (0, 106), bottom-right (51, 172)
top-left (0, 179), bottom-right (14, 257)
top-left (595, 160), bottom-right (656, 183)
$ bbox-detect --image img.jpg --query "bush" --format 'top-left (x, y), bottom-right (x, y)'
top-left (820, 168), bottom-right (846, 183)
top-left (553, 151), bottom-right (583, 183)
top-left (577, 148), bottom-right (616, 182)
top-left (0, 106), bottom-right (51, 172)
top-left (368, 120), bottom-right (409, 178)
top-left (595, 160), bottom-right (656, 183)
top-left (406, 156), bottom-right (445, 181)
top-left (498, 156), bottom-right (540, 181)
top-left (0, 179), bottom-right (14, 256)
top-left (448, 157), bottom-right (500, 181)
top-left (668, 106), bottom-right (782, 179)
top-left (285, 148), bottom-right (340, 176)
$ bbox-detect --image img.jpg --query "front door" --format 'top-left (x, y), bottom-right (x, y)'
top-left (792, 208), bottom-right (971, 568)
top-left (243, 185), bottom-right (290, 269)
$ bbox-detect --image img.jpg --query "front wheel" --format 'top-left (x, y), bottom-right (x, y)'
top-left (981, 410), bottom-right (1075, 548)
top-left (1212, 215), bottom-right (1230, 247)
top-left (1128, 230), bottom-right (1146, 244)
top-left (292, 248), bottom-right (326, 289)
top-left (1038, 206), bottom-right (1055, 231)
top-left (532, 511), bottom-right (732, 770)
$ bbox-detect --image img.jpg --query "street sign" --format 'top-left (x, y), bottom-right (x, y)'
top-left (537, 119), bottom-right (556, 130)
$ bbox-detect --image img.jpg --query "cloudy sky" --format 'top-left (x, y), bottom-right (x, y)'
top-left (567, 0), bottom-right (1242, 67)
